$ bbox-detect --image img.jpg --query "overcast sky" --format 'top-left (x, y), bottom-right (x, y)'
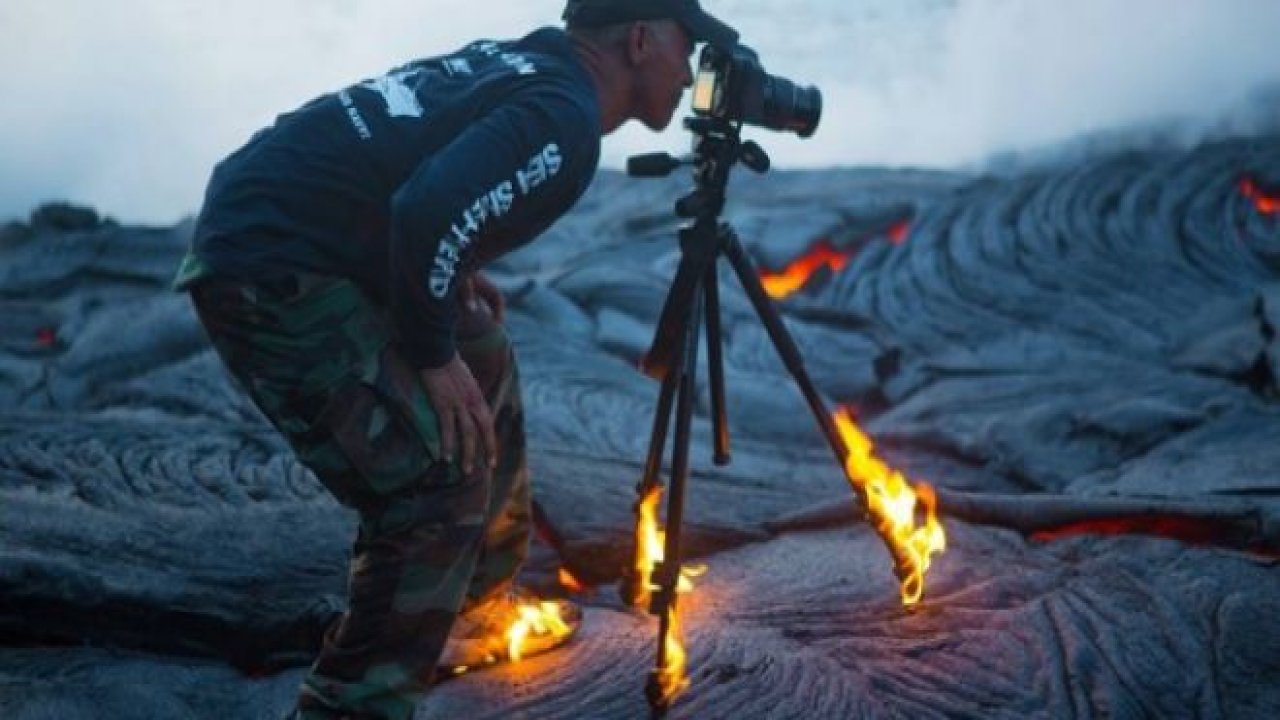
top-left (2, 0), bottom-right (1278, 224)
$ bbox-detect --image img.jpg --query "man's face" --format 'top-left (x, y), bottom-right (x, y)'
top-left (630, 20), bottom-right (695, 131)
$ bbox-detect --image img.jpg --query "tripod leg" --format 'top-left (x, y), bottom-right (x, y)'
top-left (642, 242), bottom-right (714, 381)
top-left (622, 313), bottom-right (691, 604)
top-left (720, 232), bottom-right (850, 463)
top-left (703, 262), bottom-right (731, 465)
top-left (621, 362), bottom-right (681, 608)
top-left (726, 229), bottom-right (933, 587)
top-left (641, 368), bottom-right (680, 492)
top-left (648, 279), bottom-right (705, 714)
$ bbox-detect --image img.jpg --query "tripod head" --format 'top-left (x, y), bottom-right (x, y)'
top-left (627, 117), bottom-right (771, 221)
top-left (627, 118), bottom-right (773, 382)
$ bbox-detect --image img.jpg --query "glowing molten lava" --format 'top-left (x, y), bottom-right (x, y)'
top-left (1031, 515), bottom-right (1279, 559)
top-left (833, 408), bottom-right (946, 605)
top-left (1240, 177), bottom-right (1279, 215)
top-left (506, 600), bottom-right (573, 662)
top-left (886, 220), bottom-right (911, 245)
top-left (632, 485), bottom-right (704, 707)
top-left (760, 239), bottom-right (853, 299)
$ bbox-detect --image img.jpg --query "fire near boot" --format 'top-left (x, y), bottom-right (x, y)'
top-left (438, 587), bottom-right (582, 673)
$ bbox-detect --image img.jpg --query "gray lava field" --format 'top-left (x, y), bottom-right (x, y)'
top-left (2, 135), bottom-right (1279, 719)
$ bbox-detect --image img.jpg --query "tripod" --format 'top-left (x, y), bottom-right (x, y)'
top-left (620, 116), bottom-right (883, 716)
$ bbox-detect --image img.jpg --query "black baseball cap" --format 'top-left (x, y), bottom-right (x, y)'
top-left (563, 0), bottom-right (739, 51)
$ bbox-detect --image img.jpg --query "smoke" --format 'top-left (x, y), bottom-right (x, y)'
top-left (1, 0), bottom-right (1277, 224)
top-left (720, 0), bottom-right (1280, 169)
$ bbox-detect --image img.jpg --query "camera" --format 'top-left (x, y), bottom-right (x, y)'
top-left (690, 44), bottom-right (822, 138)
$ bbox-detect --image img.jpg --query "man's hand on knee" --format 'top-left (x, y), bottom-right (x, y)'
top-left (459, 272), bottom-right (506, 324)
top-left (420, 353), bottom-right (497, 477)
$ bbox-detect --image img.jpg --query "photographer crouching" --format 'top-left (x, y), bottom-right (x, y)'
top-left (174, 2), bottom-right (737, 718)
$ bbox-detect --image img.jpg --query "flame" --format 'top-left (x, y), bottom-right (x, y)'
top-left (506, 600), bottom-right (573, 662)
top-left (654, 605), bottom-right (690, 706)
top-left (833, 408), bottom-right (946, 605)
top-left (633, 486), bottom-right (700, 600)
top-left (633, 485), bottom-right (665, 605)
top-left (760, 239), bottom-right (853, 299)
top-left (1240, 177), bottom-right (1280, 215)
top-left (558, 568), bottom-right (586, 594)
top-left (631, 484), bottom-right (703, 707)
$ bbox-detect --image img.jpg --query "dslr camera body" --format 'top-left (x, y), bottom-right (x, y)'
top-left (690, 44), bottom-right (822, 137)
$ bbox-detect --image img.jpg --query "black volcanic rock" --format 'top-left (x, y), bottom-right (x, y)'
top-left (1, 137), bottom-right (1278, 719)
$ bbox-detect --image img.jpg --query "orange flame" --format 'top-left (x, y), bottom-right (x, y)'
top-left (558, 568), bottom-right (586, 594)
top-left (446, 598), bottom-right (577, 676)
top-left (833, 408), bottom-right (946, 605)
top-left (1240, 177), bottom-right (1280, 215)
top-left (506, 600), bottom-right (573, 662)
top-left (633, 485), bottom-right (665, 606)
top-left (633, 486), bottom-right (701, 601)
top-left (632, 485), bottom-right (703, 706)
top-left (654, 605), bottom-right (690, 705)
top-left (760, 239), bottom-right (853, 299)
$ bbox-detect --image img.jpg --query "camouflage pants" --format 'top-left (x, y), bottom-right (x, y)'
top-left (190, 273), bottom-right (530, 720)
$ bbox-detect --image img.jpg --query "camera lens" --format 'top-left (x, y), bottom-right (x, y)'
top-left (760, 76), bottom-right (822, 138)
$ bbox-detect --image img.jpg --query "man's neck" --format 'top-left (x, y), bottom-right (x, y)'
top-left (569, 35), bottom-right (630, 135)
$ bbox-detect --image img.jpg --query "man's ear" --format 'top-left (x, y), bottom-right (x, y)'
top-left (625, 21), bottom-right (652, 66)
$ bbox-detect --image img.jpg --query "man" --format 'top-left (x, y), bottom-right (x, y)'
top-left (175, 1), bottom-right (737, 718)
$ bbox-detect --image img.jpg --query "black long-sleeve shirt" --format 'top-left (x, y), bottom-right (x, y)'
top-left (180, 27), bottom-right (601, 369)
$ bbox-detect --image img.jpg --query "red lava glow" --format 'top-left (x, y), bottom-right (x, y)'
top-left (760, 221), bottom-right (914, 300)
top-left (1032, 515), bottom-right (1279, 558)
top-left (1240, 177), bottom-right (1280, 216)
top-left (760, 239), bottom-right (853, 299)
top-left (886, 220), bottom-right (911, 245)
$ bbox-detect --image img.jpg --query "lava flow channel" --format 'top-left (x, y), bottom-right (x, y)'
top-left (760, 223), bottom-right (912, 300)
top-left (1240, 176), bottom-right (1280, 215)
top-left (760, 239), bottom-right (855, 299)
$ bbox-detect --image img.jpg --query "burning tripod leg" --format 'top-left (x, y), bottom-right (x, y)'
top-left (646, 561), bottom-right (691, 713)
top-left (622, 115), bottom-right (947, 717)
top-left (622, 251), bottom-right (714, 716)
top-left (619, 366), bottom-right (679, 609)
top-left (723, 237), bottom-right (947, 607)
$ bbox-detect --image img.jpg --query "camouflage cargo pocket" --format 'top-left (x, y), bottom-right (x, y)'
top-left (313, 345), bottom-right (460, 497)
